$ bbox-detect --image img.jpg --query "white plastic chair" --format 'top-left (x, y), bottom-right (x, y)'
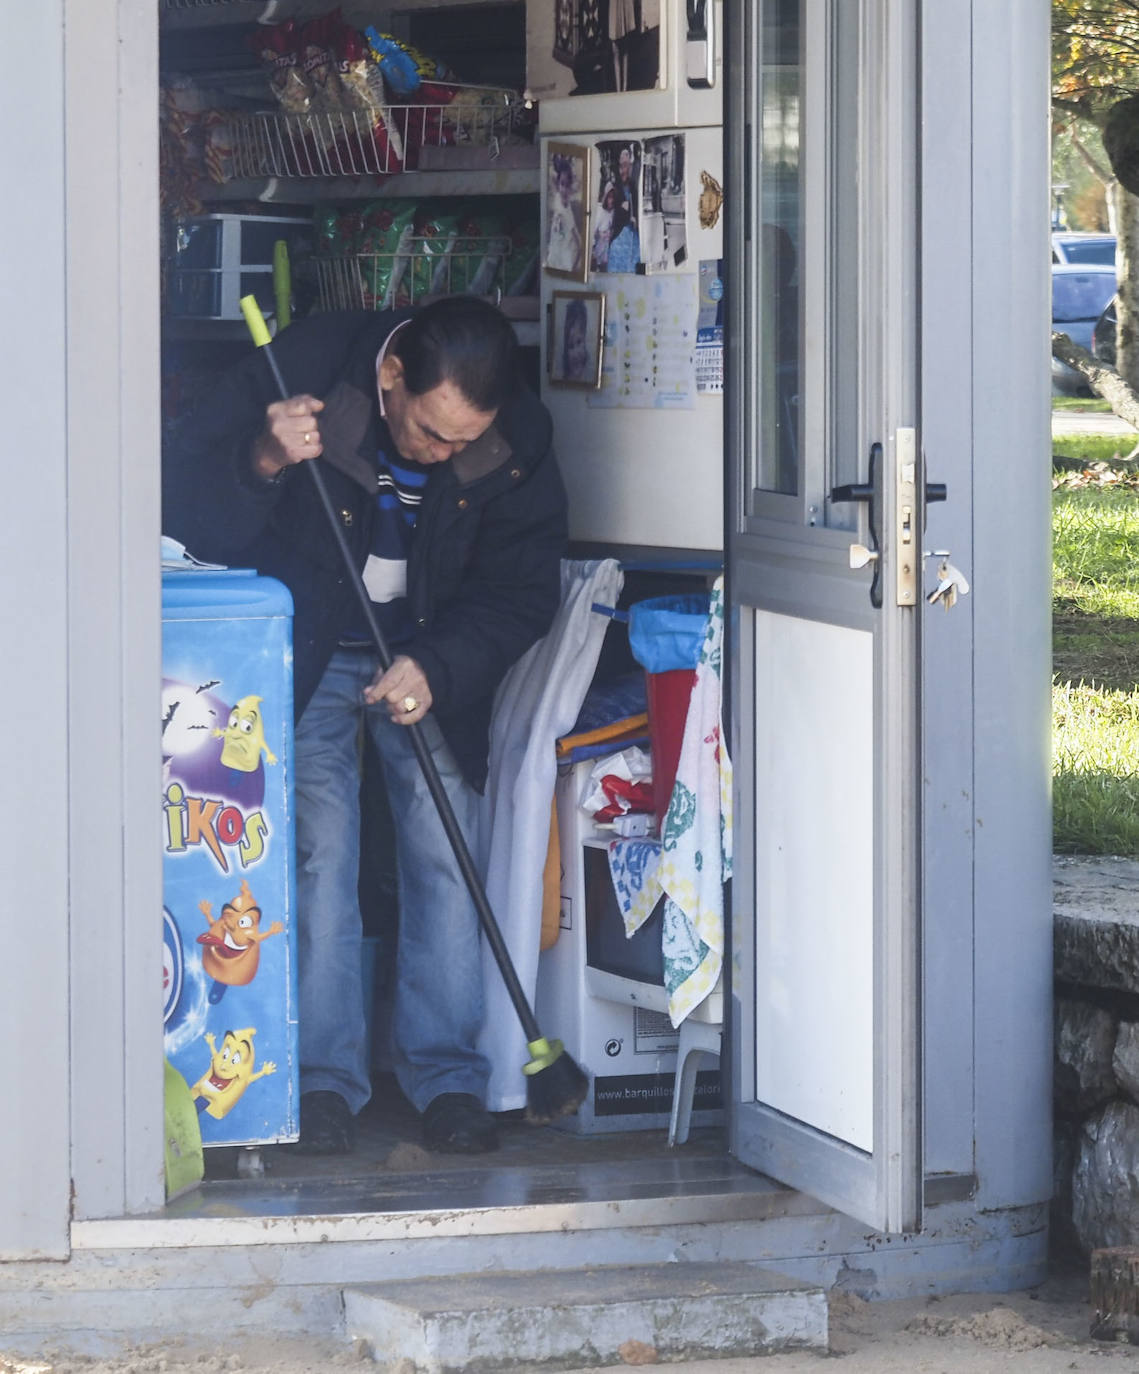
top-left (667, 979), bottom-right (723, 1146)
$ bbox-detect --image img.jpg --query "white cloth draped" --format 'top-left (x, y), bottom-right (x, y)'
top-left (477, 558), bottom-right (624, 1111)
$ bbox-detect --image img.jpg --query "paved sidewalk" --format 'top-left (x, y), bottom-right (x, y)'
top-left (1052, 408), bottom-right (1136, 435)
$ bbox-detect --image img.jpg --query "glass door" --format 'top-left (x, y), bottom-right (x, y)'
top-left (724, 0), bottom-right (924, 1234)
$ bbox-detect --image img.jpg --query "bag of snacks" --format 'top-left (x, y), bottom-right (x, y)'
top-left (363, 29), bottom-right (452, 98)
top-left (409, 204), bottom-right (462, 299)
top-left (247, 21), bottom-right (312, 116)
top-left (202, 109), bottom-right (236, 185)
top-left (300, 13), bottom-right (346, 114)
top-left (313, 205), bottom-right (342, 257)
top-left (355, 200), bottom-right (417, 308)
top-left (441, 86), bottom-right (527, 146)
top-left (334, 19), bottom-right (386, 118)
top-left (448, 202), bottom-right (510, 296)
top-left (333, 23), bottom-right (404, 174)
top-left (503, 210), bottom-right (540, 297)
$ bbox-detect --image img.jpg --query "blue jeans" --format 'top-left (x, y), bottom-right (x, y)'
top-left (293, 648), bottom-right (490, 1114)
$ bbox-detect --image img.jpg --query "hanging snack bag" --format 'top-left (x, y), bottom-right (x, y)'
top-left (334, 19), bottom-right (387, 115)
top-left (442, 86), bottom-right (522, 146)
top-left (334, 22), bottom-right (405, 175)
top-left (363, 29), bottom-right (451, 98)
top-left (313, 204), bottom-right (342, 257)
top-left (449, 202), bottom-right (510, 296)
top-left (355, 200), bottom-right (417, 309)
top-left (364, 28), bottom-right (457, 166)
top-left (503, 211), bottom-right (540, 297)
top-left (202, 109), bottom-right (236, 185)
top-left (160, 79), bottom-right (207, 216)
top-left (300, 12), bottom-right (346, 114)
top-left (409, 203), bottom-right (462, 300)
top-left (313, 204), bottom-right (368, 312)
top-left (247, 21), bottom-right (312, 117)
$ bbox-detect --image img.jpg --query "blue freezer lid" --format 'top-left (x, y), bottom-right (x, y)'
top-left (162, 568), bottom-right (293, 619)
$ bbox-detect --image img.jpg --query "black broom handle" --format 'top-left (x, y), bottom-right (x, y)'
top-left (256, 336), bottom-right (543, 1046)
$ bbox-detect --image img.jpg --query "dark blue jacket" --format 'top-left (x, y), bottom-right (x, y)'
top-left (162, 310), bottom-right (568, 791)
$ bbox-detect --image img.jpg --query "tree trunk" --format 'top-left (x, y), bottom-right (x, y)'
top-left (1110, 182), bottom-right (1139, 394)
top-left (1090, 1248), bottom-right (1139, 1345)
top-left (1052, 331), bottom-right (1139, 433)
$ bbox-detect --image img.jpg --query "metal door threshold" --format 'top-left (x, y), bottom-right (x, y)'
top-left (74, 1147), bottom-right (822, 1249)
top-left (74, 1091), bottom-right (827, 1250)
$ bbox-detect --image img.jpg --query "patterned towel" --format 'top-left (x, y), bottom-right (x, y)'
top-left (609, 579), bottom-right (733, 1026)
top-left (608, 836), bottom-right (663, 938)
top-left (657, 576), bottom-right (733, 1025)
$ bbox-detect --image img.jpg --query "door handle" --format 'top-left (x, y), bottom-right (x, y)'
top-left (831, 442), bottom-right (883, 608)
top-left (832, 438), bottom-right (944, 609)
top-left (686, 0), bottom-right (715, 88)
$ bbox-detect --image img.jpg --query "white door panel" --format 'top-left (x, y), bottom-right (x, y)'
top-left (752, 611), bottom-right (874, 1152)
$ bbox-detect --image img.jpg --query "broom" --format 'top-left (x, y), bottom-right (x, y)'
top-left (239, 296), bottom-right (588, 1124)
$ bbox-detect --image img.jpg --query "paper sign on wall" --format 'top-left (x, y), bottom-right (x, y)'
top-left (589, 275), bottom-right (698, 410)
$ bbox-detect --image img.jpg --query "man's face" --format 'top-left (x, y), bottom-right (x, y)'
top-left (379, 356), bottom-right (497, 466)
top-left (619, 149), bottom-right (632, 182)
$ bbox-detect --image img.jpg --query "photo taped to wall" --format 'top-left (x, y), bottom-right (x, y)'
top-left (545, 141), bottom-right (591, 281)
top-left (593, 139), bottom-right (642, 274)
top-left (640, 133), bottom-right (687, 272)
top-left (549, 290), bottom-right (605, 387)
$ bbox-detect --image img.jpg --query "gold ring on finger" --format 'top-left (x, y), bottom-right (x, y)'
top-left (402, 695), bottom-right (418, 714)
top-left (303, 432), bottom-right (312, 445)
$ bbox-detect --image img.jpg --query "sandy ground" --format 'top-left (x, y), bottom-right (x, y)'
top-left (7, 1262), bottom-right (1139, 1373)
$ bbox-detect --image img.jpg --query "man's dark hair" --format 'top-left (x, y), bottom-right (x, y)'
top-left (391, 295), bottom-right (517, 413)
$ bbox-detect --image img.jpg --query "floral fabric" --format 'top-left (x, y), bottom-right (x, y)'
top-left (609, 577), bottom-right (733, 1026)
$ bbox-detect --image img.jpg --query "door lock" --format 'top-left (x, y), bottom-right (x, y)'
top-left (895, 429), bottom-right (918, 606)
top-left (832, 434), bottom-right (951, 609)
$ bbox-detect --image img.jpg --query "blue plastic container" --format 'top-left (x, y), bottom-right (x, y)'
top-left (627, 594), bottom-right (711, 674)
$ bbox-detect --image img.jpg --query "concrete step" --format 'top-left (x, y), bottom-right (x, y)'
top-left (343, 1260), bottom-right (828, 1371)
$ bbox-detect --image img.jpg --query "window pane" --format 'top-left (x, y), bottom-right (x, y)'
top-left (757, 0), bottom-right (802, 496)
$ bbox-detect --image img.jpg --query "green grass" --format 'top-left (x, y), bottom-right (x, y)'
top-left (1052, 475), bottom-right (1139, 853)
top-left (1052, 433), bottom-right (1139, 467)
top-left (1052, 395), bottom-right (1113, 412)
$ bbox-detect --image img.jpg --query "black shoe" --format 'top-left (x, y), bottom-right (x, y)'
top-left (422, 1093), bottom-right (499, 1154)
top-left (292, 1090), bottom-right (354, 1156)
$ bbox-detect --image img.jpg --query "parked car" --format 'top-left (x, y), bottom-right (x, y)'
top-left (1052, 262), bottom-right (1117, 394)
top-left (1092, 296), bottom-right (1117, 368)
top-left (1052, 231), bottom-right (1116, 266)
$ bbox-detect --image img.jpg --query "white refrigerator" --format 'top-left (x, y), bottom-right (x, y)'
top-left (533, 0), bottom-right (724, 553)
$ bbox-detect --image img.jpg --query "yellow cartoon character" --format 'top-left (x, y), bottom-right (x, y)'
top-left (191, 1027), bottom-right (275, 1120)
top-left (215, 695), bottom-right (277, 772)
top-left (197, 882), bottom-right (283, 998)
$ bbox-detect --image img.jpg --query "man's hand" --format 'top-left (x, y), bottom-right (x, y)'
top-left (363, 654), bottom-right (433, 725)
top-left (251, 395), bottom-right (325, 481)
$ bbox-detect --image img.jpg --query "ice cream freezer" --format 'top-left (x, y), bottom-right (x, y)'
top-left (161, 568), bottom-right (298, 1147)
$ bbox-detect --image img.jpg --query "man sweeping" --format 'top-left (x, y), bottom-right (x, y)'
top-left (164, 296), bottom-right (568, 1155)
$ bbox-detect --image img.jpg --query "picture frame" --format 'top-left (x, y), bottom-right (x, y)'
top-left (548, 290), bottom-right (605, 389)
top-left (544, 141), bottom-right (591, 282)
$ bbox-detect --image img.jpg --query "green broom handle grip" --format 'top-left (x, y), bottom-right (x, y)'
top-left (239, 297), bottom-right (544, 1047)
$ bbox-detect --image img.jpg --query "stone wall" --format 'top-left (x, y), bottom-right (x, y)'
top-left (1054, 856), bottom-right (1139, 1254)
